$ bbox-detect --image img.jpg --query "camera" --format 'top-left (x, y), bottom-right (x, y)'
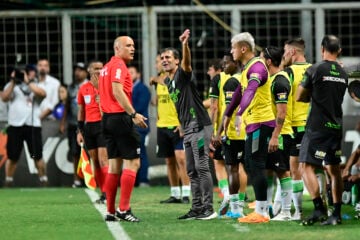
top-left (11, 64), bottom-right (37, 84)
top-left (13, 66), bottom-right (26, 84)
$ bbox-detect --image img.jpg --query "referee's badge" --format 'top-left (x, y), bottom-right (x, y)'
top-left (84, 95), bottom-right (91, 104)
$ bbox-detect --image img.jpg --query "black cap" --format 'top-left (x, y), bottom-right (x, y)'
top-left (74, 62), bottom-right (87, 70)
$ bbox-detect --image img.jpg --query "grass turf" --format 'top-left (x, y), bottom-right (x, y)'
top-left (0, 186), bottom-right (359, 240)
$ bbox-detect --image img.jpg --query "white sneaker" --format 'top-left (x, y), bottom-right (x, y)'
top-left (355, 202), bottom-right (360, 212)
top-left (273, 201), bottom-right (281, 217)
top-left (291, 211), bottom-right (302, 220)
top-left (271, 211), bottom-right (291, 221)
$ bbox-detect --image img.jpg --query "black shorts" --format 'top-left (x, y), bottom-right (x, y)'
top-left (290, 126), bottom-right (305, 157)
top-left (68, 124), bottom-right (81, 158)
top-left (6, 125), bottom-right (43, 161)
top-left (267, 134), bottom-right (292, 172)
top-left (156, 127), bottom-right (184, 158)
top-left (222, 139), bottom-right (245, 165)
top-left (83, 121), bottom-right (106, 150)
top-left (102, 113), bottom-right (140, 159)
top-left (245, 125), bottom-right (274, 173)
top-left (299, 129), bottom-right (342, 167)
top-left (211, 144), bottom-right (224, 161)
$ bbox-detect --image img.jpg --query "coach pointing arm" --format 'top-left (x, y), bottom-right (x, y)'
top-left (179, 29), bottom-right (192, 73)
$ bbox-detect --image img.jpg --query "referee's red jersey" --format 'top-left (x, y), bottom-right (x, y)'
top-left (99, 56), bottom-right (133, 113)
top-left (77, 81), bottom-right (102, 122)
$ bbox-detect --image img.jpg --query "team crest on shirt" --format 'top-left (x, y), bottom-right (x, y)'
top-left (277, 92), bottom-right (287, 100)
top-left (249, 72), bottom-right (260, 80)
top-left (225, 91), bottom-right (233, 98)
top-left (84, 95), bottom-right (91, 104)
top-left (115, 68), bottom-right (121, 79)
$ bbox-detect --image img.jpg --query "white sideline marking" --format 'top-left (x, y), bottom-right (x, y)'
top-left (232, 223), bottom-right (250, 232)
top-left (85, 189), bottom-right (131, 240)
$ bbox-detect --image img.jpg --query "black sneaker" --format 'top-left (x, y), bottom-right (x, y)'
top-left (178, 209), bottom-right (202, 220)
top-left (301, 210), bottom-right (327, 226)
top-left (160, 196), bottom-right (182, 204)
top-left (320, 215), bottom-right (342, 226)
top-left (104, 213), bottom-right (117, 222)
top-left (182, 197), bottom-right (190, 204)
top-left (116, 208), bottom-right (140, 222)
top-left (4, 181), bottom-right (13, 188)
top-left (196, 208), bottom-right (218, 220)
top-left (95, 193), bottom-right (106, 204)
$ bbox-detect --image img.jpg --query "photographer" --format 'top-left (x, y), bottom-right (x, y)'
top-left (0, 65), bottom-right (48, 187)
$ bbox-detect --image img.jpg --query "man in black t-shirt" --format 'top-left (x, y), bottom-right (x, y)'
top-left (161, 29), bottom-right (216, 220)
top-left (297, 35), bottom-right (348, 226)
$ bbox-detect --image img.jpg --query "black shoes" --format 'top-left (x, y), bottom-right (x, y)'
top-left (320, 215), bottom-right (342, 226)
top-left (116, 208), bottom-right (140, 223)
top-left (160, 196), bottom-right (183, 204)
top-left (182, 197), bottom-right (190, 204)
top-left (302, 210), bottom-right (328, 226)
top-left (95, 193), bottom-right (106, 204)
top-left (104, 213), bottom-right (117, 222)
top-left (178, 209), bottom-right (202, 220)
top-left (178, 208), bottom-right (218, 220)
top-left (105, 209), bottom-right (140, 222)
top-left (196, 208), bottom-right (218, 220)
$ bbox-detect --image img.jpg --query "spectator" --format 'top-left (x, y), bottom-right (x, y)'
top-left (129, 65), bottom-right (151, 187)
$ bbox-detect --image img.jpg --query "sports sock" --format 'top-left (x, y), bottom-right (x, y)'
top-left (5, 176), bottom-right (13, 182)
top-left (105, 173), bottom-right (120, 214)
top-left (181, 185), bottom-right (191, 197)
top-left (39, 175), bottom-right (48, 182)
top-left (171, 186), bottom-right (181, 199)
top-left (274, 178), bottom-right (282, 203)
top-left (292, 179), bottom-right (304, 212)
top-left (238, 192), bottom-right (246, 201)
top-left (255, 200), bottom-right (269, 217)
top-left (313, 197), bottom-right (326, 212)
top-left (230, 194), bottom-right (240, 214)
top-left (119, 169), bottom-right (137, 211)
top-left (332, 202), bottom-right (342, 217)
top-left (101, 166), bottom-right (109, 192)
top-left (95, 168), bottom-right (104, 192)
top-left (219, 179), bottom-right (229, 200)
top-left (280, 177), bottom-right (292, 213)
top-left (267, 176), bottom-right (274, 205)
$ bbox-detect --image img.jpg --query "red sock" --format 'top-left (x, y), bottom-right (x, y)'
top-left (95, 168), bottom-right (103, 192)
top-left (119, 169), bottom-right (137, 211)
top-left (101, 166), bottom-right (108, 192)
top-left (105, 173), bottom-right (120, 214)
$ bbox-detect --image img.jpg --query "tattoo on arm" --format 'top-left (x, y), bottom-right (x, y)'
top-left (276, 117), bottom-right (285, 126)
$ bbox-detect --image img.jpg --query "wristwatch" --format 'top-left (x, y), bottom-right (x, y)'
top-left (130, 111), bottom-right (137, 118)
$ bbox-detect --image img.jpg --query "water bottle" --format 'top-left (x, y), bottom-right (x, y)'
top-left (351, 185), bottom-right (358, 206)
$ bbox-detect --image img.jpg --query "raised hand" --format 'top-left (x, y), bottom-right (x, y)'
top-left (179, 29), bottom-right (190, 44)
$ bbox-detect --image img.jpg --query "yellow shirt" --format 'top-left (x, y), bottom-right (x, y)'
top-left (287, 62), bottom-right (312, 127)
top-left (224, 73), bottom-right (246, 140)
top-left (211, 72), bottom-right (230, 134)
top-left (241, 57), bottom-right (275, 126)
top-left (270, 71), bottom-right (293, 135)
top-left (156, 83), bottom-right (180, 127)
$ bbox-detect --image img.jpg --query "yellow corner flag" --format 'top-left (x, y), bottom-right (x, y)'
top-left (78, 144), bottom-right (96, 190)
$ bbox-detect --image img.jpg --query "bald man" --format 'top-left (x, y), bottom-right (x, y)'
top-left (99, 36), bottom-right (148, 222)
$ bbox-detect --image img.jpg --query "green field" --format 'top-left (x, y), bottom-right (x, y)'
top-left (0, 186), bottom-right (359, 240)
